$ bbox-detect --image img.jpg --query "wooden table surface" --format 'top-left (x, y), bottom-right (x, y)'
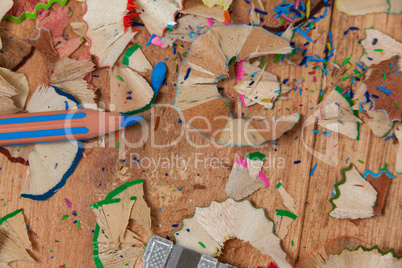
top-left (0, 0), bottom-right (401, 267)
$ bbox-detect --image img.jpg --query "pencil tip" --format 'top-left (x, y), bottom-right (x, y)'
top-left (120, 114), bottom-right (143, 128)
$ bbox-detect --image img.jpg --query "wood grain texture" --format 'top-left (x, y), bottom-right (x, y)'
top-left (0, 0), bottom-right (400, 268)
top-left (298, 3), bottom-right (402, 262)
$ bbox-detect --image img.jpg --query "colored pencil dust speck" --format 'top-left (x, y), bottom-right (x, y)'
top-left (117, 75), bottom-right (124, 82)
top-left (61, 215), bottom-right (69, 220)
top-left (184, 68), bottom-right (191, 80)
top-left (198, 241), bottom-right (206, 248)
top-left (275, 209), bottom-right (297, 220)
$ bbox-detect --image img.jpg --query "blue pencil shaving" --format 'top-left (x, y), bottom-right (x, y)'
top-left (343, 26), bottom-right (359, 35)
top-left (320, 67), bottom-right (329, 75)
top-left (296, 28), bottom-right (315, 43)
top-left (131, 22), bottom-right (144, 27)
top-left (362, 169), bottom-right (394, 179)
top-left (356, 61), bottom-right (365, 71)
top-left (308, 58), bottom-right (326, 62)
top-left (365, 91), bottom-right (370, 102)
top-left (311, 7), bottom-right (328, 23)
top-left (184, 68), bottom-right (191, 80)
top-left (349, 89), bottom-right (354, 99)
top-left (146, 34), bottom-right (155, 46)
top-left (377, 85), bottom-right (392, 95)
top-left (254, 8), bottom-right (268, 15)
top-left (310, 163), bottom-right (317, 176)
top-left (384, 133), bottom-right (394, 141)
top-left (300, 1), bottom-right (306, 11)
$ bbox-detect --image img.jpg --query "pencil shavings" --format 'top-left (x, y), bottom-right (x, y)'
top-left (367, 109), bottom-right (394, 138)
top-left (20, 85), bottom-right (83, 200)
top-left (110, 66), bottom-right (154, 114)
top-left (175, 25), bottom-right (298, 146)
top-left (4, 0), bottom-right (68, 24)
top-left (122, 44), bottom-right (153, 73)
top-left (110, 62), bottom-right (166, 114)
top-left (50, 57), bottom-right (96, 107)
top-left (36, 5), bottom-right (84, 58)
top-left (202, 0), bottom-right (232, 10)
top-left (360, 29), bottom-right (402, 122)
top-left (336, 0), bottom-right (402, 15)
top-left (313, 86), bottom-right (361, 140)
top-left (175, 199), bottom-right (291, 268)
top-left (92, 180), bottom-right (152, 268)
top-left (364, 58), bottom-right (402, 122)
top-left (295, 236), bottom-right (371, 268)
top-left (83, 0), bottom-right (139, 68)
top-left (0, 30), bottom-right (33, 71)
top-left (274, 183), bottom-right (298, 240)
top-left (136, 0), bottom-right (183, 36)
top-left (363, 171), bottom-right (391, 216)
top-left (0, 209), bottom-right (35, 267)
top-left (329, 164), bottom-right (377, 219)
top-left (360, 29), bottom-right (402, 68)
top-left (70, 22), bottom-right (88, 39)
top-left (0, 0), bottom-right (13, 49)
top-left (352, 83), bottom-right (395, 137)
top-left (160, 15), bottom-right (222, 47)
top-left (54, 37), bottom-right (84, 58)
top-left (36, 5), bottom-right (70, 38)
top-left (235, 61), bottom-right (289, 109)
top-left (395, 124), bottom-right (402, 174)
top-left (225, 152), bottom-right (268, 200)
top-left (181, 3), bottom-right (226, 22)
top-left (0, 68), bottom-right (29, 115)
top-left (319, 246), bottom-right (402, 267)
top-left (27, 28), bottom-right (59, 64)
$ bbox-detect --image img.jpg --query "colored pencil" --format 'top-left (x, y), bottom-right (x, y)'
top-left (0, 109), bottom-right (142, 146)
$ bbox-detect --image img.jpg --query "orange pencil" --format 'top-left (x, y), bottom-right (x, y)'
top-left (0, 109), bottom-right (143, 146)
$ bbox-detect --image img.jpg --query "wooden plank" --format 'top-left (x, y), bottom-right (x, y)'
top-left (298, 5), bottom-right (402, 262)
top-left (0, 0), bottom-right (362, 267)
